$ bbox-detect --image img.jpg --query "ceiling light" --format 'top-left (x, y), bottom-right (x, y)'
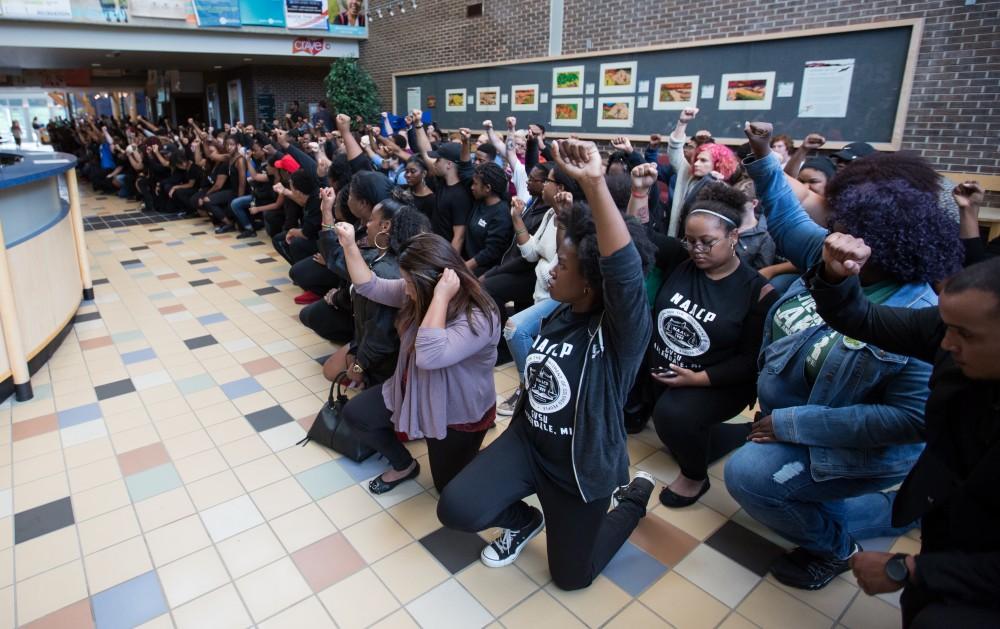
top-left (411, 0), bottom-right (417, 7)
top-left (243, 57), bottom-right (252, 62)
top-left (399, 2), bottom-right (405, 13)
top-left (213, 65), bottom-right (223, 69)
top-left (376, 7), bottom-right (382, 17)
top-left (91, 63), bottom-right (101, 67)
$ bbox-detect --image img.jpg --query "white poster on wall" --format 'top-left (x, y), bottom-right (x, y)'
top-left (798, 59), bottom-right (855, 118)
top-left (0, 0), bottom-right (72, 18)
top-left (130, 0), bottom-right (191, 19)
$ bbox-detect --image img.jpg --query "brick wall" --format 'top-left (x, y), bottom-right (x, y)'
top-left (357, 0), bottom-right (999, 184)
top-left (244, 65), bottom-right (331, 125)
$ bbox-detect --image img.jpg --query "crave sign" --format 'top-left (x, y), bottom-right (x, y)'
top-left (292, 36), bottom-right (329, 55)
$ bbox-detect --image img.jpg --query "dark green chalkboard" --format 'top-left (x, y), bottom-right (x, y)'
top-left (392, 21), bottom-right (920, 149)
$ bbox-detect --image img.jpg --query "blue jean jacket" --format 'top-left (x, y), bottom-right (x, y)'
top-left (747, 154), bottom-right (933, 481)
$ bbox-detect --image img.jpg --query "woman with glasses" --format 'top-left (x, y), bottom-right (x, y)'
top-left (630, 163), bottom-right (778, 507)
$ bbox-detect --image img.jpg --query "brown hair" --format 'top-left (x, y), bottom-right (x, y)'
top-left (396, 233), bottom-right (498, 336)
top-left (770, 134), bottom-right (794, 151)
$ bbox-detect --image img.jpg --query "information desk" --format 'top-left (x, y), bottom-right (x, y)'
top-left (0, 151), bottom-right (92, 401)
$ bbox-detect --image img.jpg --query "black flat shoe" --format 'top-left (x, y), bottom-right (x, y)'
top-left (368, 462), bottom-right (420, 495)
top-left (236, 229), bottom-right (257, 239)
top-left (659, 479), bottom-right (710, 508)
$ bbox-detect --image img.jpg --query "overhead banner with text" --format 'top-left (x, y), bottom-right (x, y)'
top-left (284, 0), bottom-right (327, 30)
top-left (328, 0), bottom-right (365, 37)
top-left (0, 0), bottom-right (72, 19)
top-left (192, 0), bottom-right (240, 26)
top-left (239, 0), bottom-right (283, 26)
top-left (129, 0), bottom-right (190, 20)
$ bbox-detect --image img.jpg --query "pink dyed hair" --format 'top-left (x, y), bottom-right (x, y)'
top-left (691, 143), bottom-right (739, 180)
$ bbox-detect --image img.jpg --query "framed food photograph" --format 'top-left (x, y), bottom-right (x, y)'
top-left (552, 65), bottom-right (585, 96)
top-left (445, 88), bottom-right (467, 112)
top-left (476, 86), bottom-right (501, 112)
top-left (599, 61), bottom-right (638, 94)
top-left (653, 75), bottom-right (700, 110)
top-left (510, 84), bottom-right (539, 112)
top-left (718, 71), bottom-right (776, 110)
top-left (550, 98), bottom-right (584, 127)
top-left (596, 96), bottom-right (635, 128)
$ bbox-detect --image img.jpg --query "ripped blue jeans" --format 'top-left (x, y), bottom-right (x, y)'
top-left (724, 442), bottom-right (915, 559)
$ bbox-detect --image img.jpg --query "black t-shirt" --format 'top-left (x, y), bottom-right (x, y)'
top-left (412, 191), bottom-right (436, 222)
top-left (464, 199), bottom-right (512, 271)
top-left (184, 164), bottom-right (205, 187)
top-left (650, 260), bottom-right (765, 373)
top-left (433, 180), bottom-right (473, 242)
top-left (207, 162), bottom-right (228, 189)
top-left (519, 305), bottom-right (592, 495)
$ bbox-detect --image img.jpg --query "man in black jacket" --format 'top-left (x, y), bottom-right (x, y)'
top-left (807, 232), bottom-right (1000, 628)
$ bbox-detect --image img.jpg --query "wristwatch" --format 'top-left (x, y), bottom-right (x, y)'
top-left (885, 553), bottom-right (910, 583)
top-left (351, 363), bottom-right (365, 375)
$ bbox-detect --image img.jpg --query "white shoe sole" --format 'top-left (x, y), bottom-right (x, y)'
top-left (480, 517), bottom-right (545, 568)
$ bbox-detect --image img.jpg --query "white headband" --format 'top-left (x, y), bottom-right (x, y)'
top-left (690, 208), bottom-right (737, 227)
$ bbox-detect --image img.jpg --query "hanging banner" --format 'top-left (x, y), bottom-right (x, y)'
top-left (129, 0), bottom-right (189, 19)
top-left (284, 0), bottom-right (327, 30)
top-left (192, 0), bottom-right (239, 26)
top-left (0, 0), bottom-right (72, 19)
top-left (328, 0), bottom-right (365, 37)
top-left (71, 0), bottom-right (129, 23)
top-left (239, 0), bottom-right (283, 26)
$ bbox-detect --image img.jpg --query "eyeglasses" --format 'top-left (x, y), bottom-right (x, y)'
top-left (527, 177), bottom-right (546, 183)
top-left (542, 178), bottom-right (557, 186)
top-left (681, 238), bottom-right (723, 253)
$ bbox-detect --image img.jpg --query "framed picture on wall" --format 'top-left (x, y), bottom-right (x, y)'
top-left (599, 61), bottom-right (638, 94)
top-left (718, 71), bottom-right (776, 110)
top-left (510, 84), bottom-right (539, 111)
top-left (476, 86), bottom-right (500, 112)
top-left (445, 88), bottom-right (467, 112)
top-left (550, 98), bottom-right (584, 127)
top-left (596, 96), bottom-right (635, 127)
top-left (552, 65), bottom-right (585, 96)
top-left (652, 75), bottom-right (700, 110)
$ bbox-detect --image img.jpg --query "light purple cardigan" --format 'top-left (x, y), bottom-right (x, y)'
top-left (353, 274), bottom-right (500, 440)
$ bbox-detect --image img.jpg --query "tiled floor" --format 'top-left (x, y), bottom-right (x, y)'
top-left (0, 188), bottom-right (918, 628)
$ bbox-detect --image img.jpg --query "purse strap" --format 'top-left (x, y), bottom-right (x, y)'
top-left (328, 371), bottom-right (349, 404)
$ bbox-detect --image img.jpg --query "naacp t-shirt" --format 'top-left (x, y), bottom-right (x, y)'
top-left (520, 306), bottom-right (591, 495)
top-left (650, 260), bottom-right (762, 372)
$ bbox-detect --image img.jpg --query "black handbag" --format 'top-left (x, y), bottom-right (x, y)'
top-left (299, 372), bottom-right (375, 462)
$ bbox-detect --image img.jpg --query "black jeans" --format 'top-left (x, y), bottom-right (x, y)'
top-left (290, 257), bottom-right (340, 295)
top-left (437, 420), bottom-right (646, 591)
top-left (483, 268), bottom-right (536, 328)
top-left (298, 300), bottom-right (354, 343)
top-left (135, 176), bottom-right (157, 211)
top-left (204, 190), bottom-right (236, 225)
top-left (902, 586), bottom-right (1000, 628)
top-left (652, 383), bottom-right (754, 481)
top-left (341, 385), bottom-right (488, 493)
top-left (173, 187), bottom-right (203, 213)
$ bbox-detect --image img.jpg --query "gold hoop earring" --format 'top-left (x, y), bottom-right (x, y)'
top-left (374, 230), bottom-right (390, 251)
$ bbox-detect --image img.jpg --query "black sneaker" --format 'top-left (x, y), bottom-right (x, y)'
top-left (236, 229), bottom-right (257, 239)
top-left (611, 471), bottom-right (655, 513)
top-left (770, 542), bottom-right (862, 590)
top-left (214, 224), bottom-right (235, 234)
top-left (481, 507), bottom-right (544, 568)
top-left (496, 388), bottom-right (521, 417)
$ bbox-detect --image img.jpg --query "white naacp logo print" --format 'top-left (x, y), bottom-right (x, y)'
top-left (658, 308), bottom-right (710, 356)
top-left (525, 354), bottom-right (572, 414)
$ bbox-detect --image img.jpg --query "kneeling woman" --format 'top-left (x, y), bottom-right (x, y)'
top-left (437, 140), bottom-right (657, 591)
top-left (337, 228), bottom-right (501, 494)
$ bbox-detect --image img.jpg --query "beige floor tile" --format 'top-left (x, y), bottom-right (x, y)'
top-left (737, 581), bottom-right (832, 628)
top-left (174, 448), bottom-right (229, 484)
top-left (235, 557), bottom-right (312, 622)
top-left (13, 527), bottom-right (80, 580)
top-left (162, 428), bottom-right (214, 460)
top-left (12, 432), bottom-right (62, 463)
top-left (277, 441), bottom-right (334, 474)
top-left (840, 593), bottom-right (900, 629)
top-left (77, 505), bottom-right (141, 555)
top-left (15, 560), bottom-right (88, 624)
top-left (0, 548), bottom-right (10, 589)
top-left (194, 401), bottom-right (242, 427)
top-left (605, 601), bottom-right (673, 628)
top-left (233, 455), bottom-right (290, 492)
top-left (767, 573), bottom-right (858, 621)
top-left (342, 511), bottom-right (413, 563)
top-left (270, 503), bottom-right (338, 553)
top-left (83, 536), bottom-right (153, 593)
top-left (456, 562), bottom-right (539, 617)
top-left (13, 450), bottom-right (65, 486)
top-left (172, 583), bottom-right (253, 629)
top-left (206, 416), bottom-right (256, 447)
top-left (651, 502), bottom-right (728, 541)
top-left (109, 424), bottom-right (160, 453)
top-left (216, 524), bottom-right (287, 579)
top-left (372, 542), bottom-right (449, 604)
top-left (250, 476), bottom-right (311, 520)
top-left (14, 472), bottom-right (70, 512)
top-left (257, 596), bottom-right (336, 629)
top-left (317, 485), bottom-right (382, 530)
top-left (218, 434), bottom-right (270, 467)
top-left (63, 437), bottom-right (116, 468)
top-left (72, 478), bottom-right (131, 521)
top-left (370, 609), bottom-right (420, 629)
top-left (134, 487), bottom-right (196, 531)
top-left (318, 567), bottom-right (400, 629)
top-left (387, 493), bottom-right (443, 540)
top-left (639, 572), bottom-right (730, 629)
top-left (103, 408), bottom-right (152, 435)
top-left (186, 469), bottom-right (244, 510)
top-left (232, 391), bottom-right (277, 415)
top-left (158, 546), bottom-right (231, 608)
top-left (67, 456), bottom-right (122, 493)
top-left (145, 514), bottom-right (213, 567)
top-left (547, 575), bottom-right (632, 627)
top-left (500, 589), bottom-right (585, 628)
top-left (717, 613), bottom-right (761, 629)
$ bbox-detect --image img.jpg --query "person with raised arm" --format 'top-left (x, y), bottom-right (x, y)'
top-left (437, 139), bottom-right (658, 591)
top-left (411, 109), bottom-right (474, 253)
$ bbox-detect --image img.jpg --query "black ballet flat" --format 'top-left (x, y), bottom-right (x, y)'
top-left (368, 462), bottom-right (420, 495)
top-left (659, 479), bottom-right (710, 508)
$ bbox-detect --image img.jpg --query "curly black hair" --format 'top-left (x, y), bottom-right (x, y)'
top-left (826, 152), bottom-right (940, 200)
top-left (473, 161), bottom-right (509, 202)
top-left (679, 180), bottom-right (746, 232)
top-left (564, 201), bottom-right (656, 301)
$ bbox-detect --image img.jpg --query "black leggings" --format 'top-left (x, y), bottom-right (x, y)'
top-left (483, 268), bottom-right (535, 328)
top-left (652, 383), bottom-right (754, 481)
top-left (341, 385), bottom-right (488, 493)
top-left (290, 256), bottom-right (340, 295)
top-left (903, 586), bottom-right (1000, 628)
top-left (298, 300), bottom-right (354, 343)
top-left (437, 420), bottom-right (645, 591)
top-left (204, 190), bottom-right (236, 225)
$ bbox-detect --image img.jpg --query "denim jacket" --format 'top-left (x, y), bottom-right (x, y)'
top-left (747, 153), bottom-right (933, 481)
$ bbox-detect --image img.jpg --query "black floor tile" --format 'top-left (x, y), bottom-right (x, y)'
top-left (190, 231), bottom-right (207, 236)
top-left (74, 311), bottom-right (102, 323)
top-left (95, 378), bottom-right (136, 401)
top-left (419, 527), bottom-right (484, 574)
top-left (190, 279), bottom-right (213, 287)
top-left (256, 257), bottom-right (276, 264)
top-left (92, 278), bottom-right (110, 285)
top-left (131, 245), bottom-right (149, 251)
top-left (14, 497), bottom-right (75, 544)
top-left (183, 334), bottom-right (218, 350)
top-left (245, 241), bottom-right (266, 247)
top-left (188, 258), bottom-right (208, 265)
top-left (120, 259), bottom-right (142, 266)
top-left (705, 520), bottom-right (787, 577)
top-left (245, 406), bottom-right (295, 432)
top-left (253, 287), bottom-right (280, 296)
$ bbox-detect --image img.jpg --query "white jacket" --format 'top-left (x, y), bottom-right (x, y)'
top-left (517, 208), bottom-right (557, 303)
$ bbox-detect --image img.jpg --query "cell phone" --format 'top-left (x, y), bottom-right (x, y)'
top-left (651, 367), bottom-right (677, 378)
